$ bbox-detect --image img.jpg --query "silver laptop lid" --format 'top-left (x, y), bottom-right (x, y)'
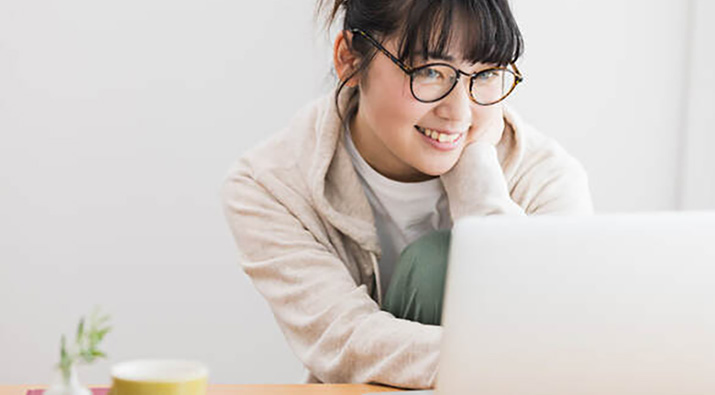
top-left (438, 211), bottom-right (715, 395)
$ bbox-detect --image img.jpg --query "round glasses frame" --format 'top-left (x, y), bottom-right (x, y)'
top-left (350, 28), bottom-right (524, 106)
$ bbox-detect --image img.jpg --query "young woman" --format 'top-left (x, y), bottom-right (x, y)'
top-left (221, 0), bottom-right (593, 389)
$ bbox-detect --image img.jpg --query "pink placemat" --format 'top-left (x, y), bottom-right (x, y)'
top-left (27, 389), bottom-right (109, 395)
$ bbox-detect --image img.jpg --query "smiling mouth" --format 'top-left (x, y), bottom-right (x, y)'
top-left (415, 125), bottom-right (463, 143)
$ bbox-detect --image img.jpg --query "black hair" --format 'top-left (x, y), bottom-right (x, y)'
top-left (316, 0), bottom-right (524, 122)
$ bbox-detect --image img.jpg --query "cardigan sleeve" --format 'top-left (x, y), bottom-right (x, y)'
top-left (440, 139), bottom-right (593, 221)
top-left (220, 161), bottom-right (442, 389)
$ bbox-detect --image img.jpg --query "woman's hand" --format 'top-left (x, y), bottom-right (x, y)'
top-left (464, 107), bottom-right (506, 147)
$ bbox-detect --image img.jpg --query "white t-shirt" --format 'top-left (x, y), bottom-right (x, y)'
top-left (343, 122), bottom-right (452, 297)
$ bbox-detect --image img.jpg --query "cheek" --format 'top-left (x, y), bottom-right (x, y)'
top-left (471, 104), bottom-right (503, 127)
top-left (364, 72), bottom-right (423, 134)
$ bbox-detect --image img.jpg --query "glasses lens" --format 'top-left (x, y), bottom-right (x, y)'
top-left (411, 65), bottom-right (458, 102)
top-left (471, 68), bottom-right (517, 105)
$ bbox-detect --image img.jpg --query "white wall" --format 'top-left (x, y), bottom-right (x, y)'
top-left (681, 0), bottom-right (715, 210)
top-left (510, 0), bottom-right (691, 212)
top-left (1, 0), bottom-right (711, 385)
top-left (1, 0), bottom-right (322, 384)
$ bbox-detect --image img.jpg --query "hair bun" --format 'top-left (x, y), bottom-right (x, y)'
top-left (316, 0), bottom-right (348, 30)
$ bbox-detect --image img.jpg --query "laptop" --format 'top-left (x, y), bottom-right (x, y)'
top-left (437, 211), bottom-right (715, 395)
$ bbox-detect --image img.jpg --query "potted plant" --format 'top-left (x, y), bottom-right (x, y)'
top-left (45, 307), bottom-right (111, 395)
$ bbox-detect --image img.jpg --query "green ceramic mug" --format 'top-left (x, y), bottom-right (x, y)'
top-left (108, 359), bottom-right (208, 395)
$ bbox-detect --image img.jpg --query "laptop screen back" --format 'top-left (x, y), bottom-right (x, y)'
top-left (438, 211), bottom-right (715, 395)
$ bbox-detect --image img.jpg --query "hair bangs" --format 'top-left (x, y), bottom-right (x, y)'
top-left (396, 0), bottom-right (523, 67)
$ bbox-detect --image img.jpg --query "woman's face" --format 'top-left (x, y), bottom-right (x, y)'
top-left (349, 34), bottom-right (505, 182)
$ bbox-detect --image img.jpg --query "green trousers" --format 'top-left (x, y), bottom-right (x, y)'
top-left (381, 229), bottom-right (452, 326)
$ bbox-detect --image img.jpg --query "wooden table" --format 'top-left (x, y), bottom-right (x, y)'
top-left (0, 384), bottom-right (405, 395)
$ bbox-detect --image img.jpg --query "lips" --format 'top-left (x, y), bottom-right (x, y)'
top-left (415, 125), bottom-right (466, 142)
top-left (414, 125), bottom-right (465, 135)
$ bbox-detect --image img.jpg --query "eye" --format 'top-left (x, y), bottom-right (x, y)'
top-left (415, 66), bottom-right (446, 81)
top-left (475, 69), bottom-right (502, 81)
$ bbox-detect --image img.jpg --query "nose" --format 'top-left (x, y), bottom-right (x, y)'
top-left (433, 76), bottom-right (472, 124)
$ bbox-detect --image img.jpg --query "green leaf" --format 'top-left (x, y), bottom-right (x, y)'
top-left (58, 335), bottom-right (74, 382)
top-left (95, 315), bottom-right (110, 327)
top-left (76, 318), bottom-right (85, 343)
top-left (56, 307), bottom-right (111, 378)
top-left (79, 350), bottom-right (94, 363)
top-left (96, 327), bottom-right (111, 341)
top-left (60, 335), bottom-right (68, 361)
top-left (93, 310), bottom-right (110, 323)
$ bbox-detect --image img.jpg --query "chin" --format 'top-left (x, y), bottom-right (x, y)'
top-left (418, 158), bottom-right (460, 177)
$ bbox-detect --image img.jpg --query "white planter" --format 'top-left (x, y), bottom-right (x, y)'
top-left (44, 366), bottom-right (92, 395)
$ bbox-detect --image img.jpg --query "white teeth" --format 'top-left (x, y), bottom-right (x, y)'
top-left (418, 126), bottom-right (460, 144)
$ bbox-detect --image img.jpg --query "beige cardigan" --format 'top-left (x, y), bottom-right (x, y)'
top-left (220, 86), bottom-right (593, 389)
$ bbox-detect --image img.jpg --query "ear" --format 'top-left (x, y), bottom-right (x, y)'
top-left (333, 30), bottom-right (361, 87)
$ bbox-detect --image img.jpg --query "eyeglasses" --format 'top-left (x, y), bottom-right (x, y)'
top-left (351, 28), bottom-right (524, 106)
